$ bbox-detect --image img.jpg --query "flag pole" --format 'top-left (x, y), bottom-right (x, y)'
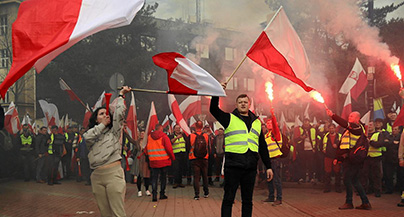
top-left (59, 78), bottom-right (90, 112)
top-left (225, 6), bottom-right (283, 84)
top-left (117, 87), bottom-right (167, 94)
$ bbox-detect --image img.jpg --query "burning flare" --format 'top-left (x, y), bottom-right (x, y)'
top-left (392, 64), bottom-right (402, 80)
top-left (310, 90), bottom-right (325, 104)
top-left (265, 82), bottom-right (274, 101)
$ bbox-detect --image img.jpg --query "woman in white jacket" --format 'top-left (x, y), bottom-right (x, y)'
top-left (84, 86), bottom-right (130, 217)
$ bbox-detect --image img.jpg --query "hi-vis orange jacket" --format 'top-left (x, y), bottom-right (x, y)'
top-left (146, 130), bottom-right (175, 168)
top-left (189, 131), bottom-right (209, 160)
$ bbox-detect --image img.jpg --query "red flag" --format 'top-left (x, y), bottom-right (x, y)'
top-left (141, 101), bottom-right (158, 148)
top-left (126, 92), bottom-right (138, 140)
top-left (59, 78), bottom-right (81, 102)
top-left (246, 7), bottom-right (313, 92)
top-left (82, 104), bottom-right (91, 129)
top-left (339, 58), bottom-right (368, 101)
top-left (270, 110), bottom-right (281, 141)
top-left (0, 0), bottom-right (145, 98)
top-left (340, 92), bottom-right (352, 120)
top-left (168, 94), bottom-right (191, 136)
top-left (179, 96), bottom-right (202, 121)
top-left (4, 102), bottom-right (21, 135)
top-left (393, 107), bottom-right (404, 128)
top-left (153, 52), bottom-right (226, 96)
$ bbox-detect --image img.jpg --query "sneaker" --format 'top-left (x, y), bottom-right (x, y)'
top-left (272, 200), bottom-right (282, 206)
top-left (355, 203), bottom-right (372, 210)
top-left (397, 202), bottom-right (404, 207)
top-left (338, 203), bottom-right (354, 210)
top-left (298, 178), bottom-right (304, 184)
top-left (160, 195), bottom-right (168, 200)
top-left (138, 191), bottom-right (142, 197)
top-left (204, 194), bottom-right (209, 198)
top-left (263, 198), bottom-right (275, 202)
top-left (146, 190), bottom-right (151, 196)
top-left (194, 195), bottom-right (200, 200)
top-left (173, 184), bottom-right (179, 189)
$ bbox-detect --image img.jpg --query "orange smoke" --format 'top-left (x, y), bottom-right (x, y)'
top-left (265, 81), bottom-right (274, 101)
top-left (309, 90), bottom-right (325, 104)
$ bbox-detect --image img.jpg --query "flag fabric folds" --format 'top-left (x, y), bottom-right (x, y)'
top-left (168, 94), bottom-right (191, 135)
top-left (141, 101), bottom-right (158, 148)
top-left (59, 78), bottom-right (81, 102)
top-left (393, 107), bottom-right (404, 128)
top-left (179, 96), bottom-right (202, 121)
top-left (360, 110), bottom-right (371, 136)
top-left (126, 92), bottom-right (138, 141)
top-left (339, 58), bottom-right (368, 101)
top-left (341, 92), bottom-right (352, 120)
top-left (0, 0), bottom-right (145, 98)
top-left (153, 52), bottom-right (226, 97)
top-left (246, 7), bottom-right (313, 92)
top-left (82, 104), bottom-right (92, 129)
top-left (374, 98), bottom-right (385, 120)
top-left (4, 102), bottom-right (21, 135)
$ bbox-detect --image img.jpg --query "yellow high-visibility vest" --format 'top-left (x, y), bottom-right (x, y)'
top-left (340, 125), bottom-right (365, 150)
top-left (265, 132), bottom-right (283, 158)
top-left (224, 114), bottom-right (261, 154)
top-left (172, 136), bottom-right (186, 154)
top-left (368, 132), bottom-right (383, 157)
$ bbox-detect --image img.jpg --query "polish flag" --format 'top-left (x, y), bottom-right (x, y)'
top-left (339, 58), bottom-right (368, 101)
top-left (189, 116), bottom-right (197, 129)
top-left (4, 102), bottom-right (21, 135)
top-left (0, 0), bottom-right (145, 98)
top-left (142, 101), bottom-right (158, 148)
top-left (38, 100), bottom-right (52, 127)
top-left (93, 91), bottom-right (106, 110)
top-left (246, 7), bottom-right (313, 92)
top-left (361, 110), bottom-right (371, 136)
top-left (48, 103), bottom-right (60, 128)
top-left (126, 92), bottom-right (138, 141)
top-left (340, 92), bottom-right (352, 120)
top-left (59, 78), bottom-right (81, 102)
top-left (153, 52), bottom-right (226, 97)
top-left (82, 104), bottom-right (92, 129)
top-left (21, 114), bottom-right (34, 133)
top-left (162, 115), bottom-right (170, 129)
top-left (168, 94), bottom-right (191, 136)
top-left (64, 114), bottom-right (70, 131)
top-left (213, 121), bottom-right (224, 135)
top-left (179, 96), bottom-right (202, 121)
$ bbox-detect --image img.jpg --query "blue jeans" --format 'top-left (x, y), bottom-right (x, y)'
top-left (151, 167), bottom-right (168, 197)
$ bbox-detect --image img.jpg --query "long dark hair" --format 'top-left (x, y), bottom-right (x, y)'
top-left (88, 107), bottom-right (113, 130)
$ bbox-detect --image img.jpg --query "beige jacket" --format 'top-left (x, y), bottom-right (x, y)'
top-left (84, 97), bottom-right (126, 169)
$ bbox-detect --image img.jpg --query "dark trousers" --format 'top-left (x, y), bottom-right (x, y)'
top-left (360, 157), bottom-right (382, 193)
top-left (80, 158), bottom-right (91, 184)
top-left (137, 176), bottom-right (150, 191)
top-left (208, 155), bottom-right (215, 182)
top-left (268, 158), bottom-right (282, 200)
top-left (299, 150), bottom-right (314, 180)
top-left (61, 150), bottom-right (72, 178)
top-left (36, 155), bottom-right (47, 181)
top-left (151, 167), bottom-right (168, 197)
top-left (343, 161), bottom-right (369, 204)
top-left (222, 167), bottom-right (256, 217)
top-left (173, 152), bottom-right (187, 184)
top-left (192, 159), bottom-right (209, 196)
top-left (324, 157), bottom-right (341, 190)
top-left (47, 155), bottom-right (61, 183)
top-left (215, 155), bottom-right (224, 179)
top-left (21, 151), bottom-right (35, 181)
top-left (384, 162), bottom-right (398, 192)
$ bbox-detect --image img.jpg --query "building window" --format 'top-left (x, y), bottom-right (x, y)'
top-left (0, 15), bottom-right (7, 36)
top-left (225, 47), bottom-right (235, 61)
top-left (226, 77), bottom-right (238, 90)
top-left (196, 44), bottom-right (209, 59)
top-left (0, 49), bottom-right (9, 68)
top-left (247, 78), bottom-right (255, 91)
top-left (140, 35), bottom-right (156, 52)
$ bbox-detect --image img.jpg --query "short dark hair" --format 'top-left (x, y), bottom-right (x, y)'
top-left (195, 121), bottom-right (203, 129)
top-left (236, 94), bottom-right (250, 103)
top-left (51, 125), bottom-right (58, 130)
top-left (40, 126), bottom-right (47, 130)
top-left (375, 118), bottom-right (384, 123)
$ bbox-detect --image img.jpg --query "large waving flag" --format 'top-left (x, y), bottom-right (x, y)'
top-left (168, 94), bottom-right (191, 135)
top-left (126, 92), bottom-right (138, 141)
top-left (339, 58), bottom-right (368, 101)
top-left (341, 92), bottom-right (352, 120)
top-left (0, 0), bottom-right (145, 98)
top-left (153, 52), bottom-right (226, 97)
top-left (142, 101), bottom-right (158, 148)
top-left (246, 7), bottom-right (313, 92)
top-left (179, 96), bottom-right (201, 121)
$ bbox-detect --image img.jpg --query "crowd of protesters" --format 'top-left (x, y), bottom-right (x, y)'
top-left (2, 92), bottom-right (404, 216)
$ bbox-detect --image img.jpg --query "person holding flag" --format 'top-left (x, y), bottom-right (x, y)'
top-left (84, 86), bottom-right (131, 217)
top-left (210, 84), bottom-right (273, 217)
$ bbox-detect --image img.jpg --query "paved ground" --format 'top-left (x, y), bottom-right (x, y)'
top-left (0, 179), bottom-right (403, 217)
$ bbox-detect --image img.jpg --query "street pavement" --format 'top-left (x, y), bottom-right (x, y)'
top-left (0, 179), bottom-right (403, 217)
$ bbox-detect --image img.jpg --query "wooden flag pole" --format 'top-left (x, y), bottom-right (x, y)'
top-left (117, 87), bottom-right (167, 94)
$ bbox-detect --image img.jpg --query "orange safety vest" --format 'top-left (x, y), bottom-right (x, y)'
top-left (146, 135), bottom-right (169, 161)
top-left (189, 132), bottom-right (209, 160)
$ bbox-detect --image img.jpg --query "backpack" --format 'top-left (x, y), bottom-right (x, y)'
top-left (0, 130), bottom-right (13, 151)
top-left (193, 133), bottom-right (208, 159)
top-left (348, 133), bottom-right (369, 164)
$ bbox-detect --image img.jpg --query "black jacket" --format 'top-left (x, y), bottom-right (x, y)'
top-left (210, 97), bottom-right (271, 170)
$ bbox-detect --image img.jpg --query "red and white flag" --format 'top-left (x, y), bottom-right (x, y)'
top-left (304, 103), bottom-right (310, 120)
top-left (48, 103), bottom-right (60, 128)
top-left (168, 94), bottom-right (191, 135)
top-left (179, 96), bottom-right (202, 121)
top-left (126, 92), bottom-right (138, 141)
top-left (162, 115), bottom-right (170, 129)
top-left (58, 115), bottom-right (65, 134)
top-left (0, 0), bottom-right (145, 98)
top-left (64, 114), bottom-right (70, 131)
top-left (340, 92), bottom-right (352, 120)
top-left (142, 101), bottom-right (158, 148)
top-left (189, 116), bottom-right (197, 129)
top-left (361, 110), bottom-right (371, 136)
top-left (246, 7), bottom-right (313, 92)
top-left (21, 114), bottom-right (34, 133)
top-left (82, 104), bottom-right (92, 129)
top-left (153, 52), bottom-right (226, 96)
top-left (93, 91), bottom-right (106, 110)
top-left (4, 102), bottom-right (21, 135)
top-left (59, 78), bottom-right (81, 102)
top-left (339, 58), bottom-right (368, 101)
